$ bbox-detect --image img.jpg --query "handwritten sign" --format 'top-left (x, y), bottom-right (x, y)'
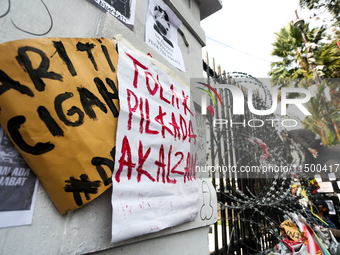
top-left (280, 219), bottom-right (301, 241)
top-left (0, 38), bottom-right (119, 214)
top-left (111, 40), bottom-right (198, 243)
top-left (145, 0), bottom-right (185, 71)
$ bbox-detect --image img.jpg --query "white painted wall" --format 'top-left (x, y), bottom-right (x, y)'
top-left (0, 0), bottom-right (218, 254)
top-left (0, 0), bottom-right (205, 83)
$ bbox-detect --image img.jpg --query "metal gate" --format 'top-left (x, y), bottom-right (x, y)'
top-left (201, 57), bottom-right (297, 254)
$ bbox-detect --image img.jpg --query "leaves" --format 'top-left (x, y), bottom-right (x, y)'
top-left (299, 0), bottom-right (340, 25)
top-left (302, 82), bottom-right (340, 145)
top-left (269, 22), bottom-right (328, 87)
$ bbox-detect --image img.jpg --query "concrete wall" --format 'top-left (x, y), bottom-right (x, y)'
top-left (0, 0), bottom-right (217, 254)
top-left (0, 0), bottom-right (205, 83)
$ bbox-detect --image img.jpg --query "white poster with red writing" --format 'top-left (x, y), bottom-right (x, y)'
top-left (111, 40), bottom-right (199, 243)
top-left (145, 0), bottom-right (185, 72)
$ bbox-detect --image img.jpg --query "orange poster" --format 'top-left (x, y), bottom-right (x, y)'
top-left (0, 38), bottom-right (119, 214)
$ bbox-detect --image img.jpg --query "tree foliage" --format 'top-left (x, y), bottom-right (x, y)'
top-left (269, 19), bottom-right (340, 145)
top-left (302, 82), bottom-right (340, 145)
top-left (299, 0), bottom-right (340, 25)
top-left (269, 21), bottom-right (340, 88)
top-left (268, 22), bottom-right (327, 88)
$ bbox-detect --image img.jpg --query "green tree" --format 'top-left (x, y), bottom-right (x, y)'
top-left (316, 41), bottom-right (340, 78)
top-left (269, 20), bottom-right (340, 146)
top-left (269, 22), bottom-right (340, 88)
top-left (302, 83), bottom-right (340, 145)
top-left (299, 0), bottom-right (340, 25)
top-left (268, 22), bottom-right (326, 88)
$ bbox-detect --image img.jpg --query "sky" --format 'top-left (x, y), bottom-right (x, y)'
top-left (200, 0), bottom-right (327, 78)
top-left (200, 0), bottom-right (333, 127)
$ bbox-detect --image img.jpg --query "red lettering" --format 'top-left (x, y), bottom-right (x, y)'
top-left (125, 52), bottom-right (148, 88)
top-left (182, 90), bottom-right (193, 116)
top-left (158, 75), bottom-right (171, 104)
top-left (116, 136), bottom-right (136, 182)
top-left (127, 89), bottom-right (138, 130)
top-left (184, 152), bottom-right (191, 183)
top-left (188, 120), bottom-right (197, 145)
top-left (180, 114), bottom-right (187, 141)
top-left (190, 153), bottom-right (197, 180)
top-left (155, 106), bottom-right (173, 138)
top-left (137, 141), bottom-right (155, 182)
top-left (145, 98), bottom-right (159, 135)
top-left (169, 112), bottom-right (181, 140)
top-left (169, 84), bottom-right (180, 109)
top-left (166, 145), bottom-right (176, 184)
top-left (155, 144), bottom-right (166, 183)
top-left (171, 151), bottom-right (184, 176)
top-left (139, 97), bottom-right (144, 134)
top-left (145, 72), bottom-right (159, 95)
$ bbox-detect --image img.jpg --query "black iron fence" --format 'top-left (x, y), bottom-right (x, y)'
top-left (201, 58), bottom-right (301, 254)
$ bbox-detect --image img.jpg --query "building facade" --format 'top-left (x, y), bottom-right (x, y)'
top-left (0, 0), bottom-right (222, 254)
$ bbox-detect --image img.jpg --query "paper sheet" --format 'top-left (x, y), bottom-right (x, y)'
top-left (111, 39), bottom-right (198, 243)
top-left (0, 38), bottom-right (119, 213)
top-left (89, 0), bottom-right (137, 26)
top-left (145, 0), bottom-right (186, 71)
top-left (0, 125), bottom-right (39, 228)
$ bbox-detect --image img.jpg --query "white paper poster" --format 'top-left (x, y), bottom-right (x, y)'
top-left (318, 181), bottom-right (334, 193)
top-left (111, 40), bottom-right (198, 243)
top-left (0, 125), bottom-right (39, 228)
top-left (89, 0), bottom-right (137, 26)
top-left (145, 0), bottom-right (186, 72)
